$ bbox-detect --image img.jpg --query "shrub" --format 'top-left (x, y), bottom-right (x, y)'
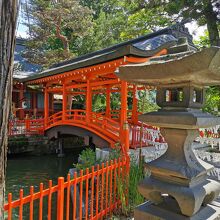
top-left (74, 148), bottom-right (96, 171)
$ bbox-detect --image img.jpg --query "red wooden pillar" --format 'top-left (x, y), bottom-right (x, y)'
top-left (44, 86), bottom-right (49, 127)
top-left (51, 94), bottom-right (54, 114)
top-left (62, 82), bottom-right (67, 121)
top-left (86, 79), bottom-right (92, 123)
top-left (106, 85), bottom-right (111, 118)
top-left (19, 84), bottom-right (24, 119)
top-left (33, 92), bottom-right (37, 118)
top-left (120, 81), bottom-right (129, 152)
top-left (132, 85), bottom-right (138, 124)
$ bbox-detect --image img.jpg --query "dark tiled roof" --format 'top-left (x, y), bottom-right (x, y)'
top-left (14, 38), bottom-right (41, 79)
top-left (22, 22), bottom-right (196, 83)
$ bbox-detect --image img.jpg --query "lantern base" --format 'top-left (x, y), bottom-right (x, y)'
top-left (134, 197), bottom-right (220, 220)
top-left (138, 175), bottom-right (220, 217)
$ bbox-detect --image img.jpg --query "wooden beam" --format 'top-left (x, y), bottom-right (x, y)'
top-left (26, 58), bottom-right (125, 85)
top-left (66, 79), bottom-right (120, 90)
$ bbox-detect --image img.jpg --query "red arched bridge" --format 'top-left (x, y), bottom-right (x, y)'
top-left (9, 45), bottom-right (168, 150)
top-left (9, 109), bottom-right (164, 149)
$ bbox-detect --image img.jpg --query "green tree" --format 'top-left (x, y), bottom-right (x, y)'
top-left (193, 26), bottom-right (220, 115)
top-left (23, 0), bottom-right (93, 68)
top-left (203, 86), bottom-right (220, 115)
top-left (194, 30), bottom-right (210, 48)
top-left (145, 0), bottom-right (220, 46)
top-left (77, 0), bottom-right (172, 55)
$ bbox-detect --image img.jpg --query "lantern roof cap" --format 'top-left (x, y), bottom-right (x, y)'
top-left (116, 47), bottom-right (220, 86)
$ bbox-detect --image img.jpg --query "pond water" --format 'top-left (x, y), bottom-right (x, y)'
top-left (5, 149), bottom-right (82, 219)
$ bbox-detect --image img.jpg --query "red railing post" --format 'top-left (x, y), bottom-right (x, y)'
top-left (73, 172), bottom-right (77, 220)
top-left (39, 183), bottom-right (44, 220)
top-left (48, 180), bottom-right (52, 220)
top-left (57, 177), bottom-right (64, 220)
top-left (7, 193), bottom-right (12, 220)
top-left (85, 168), bottom-right (89, 220)
top-left (30, 186), bottom-right (34, 220)
top-left (66, 174), bottom-right (71, 220)
top-left (25, 116), bottom-right (30, 133)
top-left (79, 170), bottom-right (83, 220)
top-left (19, 189), bottom-right (23, 220)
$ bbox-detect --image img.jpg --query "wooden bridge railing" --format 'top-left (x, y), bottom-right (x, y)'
top-left (8, 118), bottom-right (44, 136)
top-left (4, 157), bottom-right (129, 220)
top-left (8, 110), bottom-right (165, 148)
top-left (129, 124), bottom-right (165, 148)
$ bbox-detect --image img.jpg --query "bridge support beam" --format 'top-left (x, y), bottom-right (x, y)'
top-left (120, 81), bottom-right (129, 152)
top-left (58, 138), bottom-right (65, 157)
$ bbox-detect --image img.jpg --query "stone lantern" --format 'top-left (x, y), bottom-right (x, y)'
top-left (117, 47), bottom-right (220, 219)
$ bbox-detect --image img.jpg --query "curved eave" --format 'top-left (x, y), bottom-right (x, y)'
top-left (116, 47), bottom-right (220, 86)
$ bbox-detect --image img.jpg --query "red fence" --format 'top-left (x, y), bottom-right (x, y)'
top-left (8, 119), bottom-right (44, 136)
top-left (4, 157), bottom-right (129, 220)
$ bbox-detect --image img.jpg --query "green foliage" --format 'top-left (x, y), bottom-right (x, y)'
top-left (138, 90), bottom-right (159, 113)
top-left (120, 6), bottom-right (171, 41)
top-left (203, 86), bottom-right (220, 116)
top-left (128, 156), bottom-right (145, 211)
top-left (194, 30), bottom-right (210, 48)
top-left (78, 0), bottom-right (172, 55)
top-left (117, 154), bottom-right (146, 216)
top-left (111, 93), bottom-right (121, 110)
top-left (23, 0), bottom-right (220, 68)
top-left (74, 148), bottom-right (96, 171)
top-left (150, 0), bottom-right (220, 46)
top-left (23, 0), bottom-right (93, 68)
top-left (8, 136), bottom-right (29, 148)
top-left (109, 147), bottom-right (121, 161)
top-left (92, 94), bottom-right (106, 112)
top-left (74, 149), bottom-right (145, 216)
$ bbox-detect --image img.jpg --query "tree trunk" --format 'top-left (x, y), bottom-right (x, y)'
top-left (55, 16), bottom-right (70, 54)
top-left (203, 0), bottom-right (220, 46)
top-left (0, 0), bottom-right (18, 218)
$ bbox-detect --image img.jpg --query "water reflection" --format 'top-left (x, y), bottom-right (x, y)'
top-left (6, 150), bottom-right (81, 219)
